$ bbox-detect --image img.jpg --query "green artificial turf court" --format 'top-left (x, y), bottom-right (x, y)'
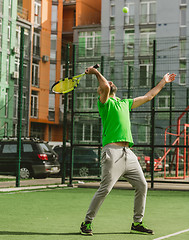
top-left (0, 187), bottom-right (189, 240)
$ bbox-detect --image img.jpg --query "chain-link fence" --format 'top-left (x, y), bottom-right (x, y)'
top-left (62, 37), bottom-right (189, 187)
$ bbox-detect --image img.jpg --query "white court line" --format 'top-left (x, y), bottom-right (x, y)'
top-left (153, 229), bottom-right (189, 240)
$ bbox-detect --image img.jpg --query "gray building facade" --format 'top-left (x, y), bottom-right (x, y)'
top-left (73, 0), bottom-right (189, 147)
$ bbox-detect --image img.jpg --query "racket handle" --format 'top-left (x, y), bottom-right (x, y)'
top-left (93, 64), bottom-right (100, 69)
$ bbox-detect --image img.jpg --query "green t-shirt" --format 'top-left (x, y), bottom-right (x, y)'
top-left (97, 97), bottom-right (134, 147)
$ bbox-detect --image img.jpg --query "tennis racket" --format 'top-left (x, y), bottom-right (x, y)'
top-left (51, 64), bottom-right (99, 94)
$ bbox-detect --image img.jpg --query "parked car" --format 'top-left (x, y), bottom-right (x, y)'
top-left (0, 137), bottom-right (60, 179)
top-left (144, 156), bottom-right (163, 172)
top-left (133, 149), bottom-right (163, 172)
top-left (53, 146), bottom-right (100, 177)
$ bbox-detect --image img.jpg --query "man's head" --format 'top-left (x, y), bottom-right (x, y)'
top-left (97, 81), bottom-right (117, 97)
top-left (108, 81), bottom-right (117, 95)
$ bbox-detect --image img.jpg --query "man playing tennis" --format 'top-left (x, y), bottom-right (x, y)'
top-left (80, 66), bottom-right (176, 236)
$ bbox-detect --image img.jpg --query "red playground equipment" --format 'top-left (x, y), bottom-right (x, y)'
top-left (154, 106), bottom-right (189, 179)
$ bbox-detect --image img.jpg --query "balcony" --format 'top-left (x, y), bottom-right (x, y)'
top-left (17, 5), bottom-right (29, 21)
top-left (63, 0), bottom-right (76, 5)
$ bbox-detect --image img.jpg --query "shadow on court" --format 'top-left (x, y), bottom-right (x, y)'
top-left (0, 231), bottom-right (79, 236)
top-left (0, 230), bottom-right (131, 236)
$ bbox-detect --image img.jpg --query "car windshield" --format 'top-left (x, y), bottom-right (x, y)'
top-left (38, 143), bottom-right (53, 153)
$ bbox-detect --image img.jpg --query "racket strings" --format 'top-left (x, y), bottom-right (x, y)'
top-left (51, 74), bottom-right (84, 94)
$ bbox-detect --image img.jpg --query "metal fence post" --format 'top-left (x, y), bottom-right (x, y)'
top-left (62, 44), bottom-right (69, 184)
top-left (150, 39), bottom-right (156, 189)
top-left (68, 44), bottom-right (76, 187)
top-left (16, 27), bottom-right (24, 187)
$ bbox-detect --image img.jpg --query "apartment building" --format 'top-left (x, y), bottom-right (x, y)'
top-left (22, 0), bottom-right (63, 141)
top-left (0, 0), bottom-right (31, 138)
top-left (73, 0), bottom-right (189, 145)
top-left (72, 0), bottom-right (101, 144)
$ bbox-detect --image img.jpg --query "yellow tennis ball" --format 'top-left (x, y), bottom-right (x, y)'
top-left (122, 7), bottom-right (129, 13)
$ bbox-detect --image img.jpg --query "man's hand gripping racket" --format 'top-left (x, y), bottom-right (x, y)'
top-left (51, 64), bottom-right (99, 94)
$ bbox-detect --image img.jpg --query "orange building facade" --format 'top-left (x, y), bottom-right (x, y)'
top-left (21, 0), bottom-right (101, 142)
top-left (23, 0), bottom-right (63, 141)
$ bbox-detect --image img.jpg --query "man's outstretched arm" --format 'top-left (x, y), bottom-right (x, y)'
top-left (131, 73), bottom-right (176, 109)
top-left (85, 66), bottom-right (110, 104)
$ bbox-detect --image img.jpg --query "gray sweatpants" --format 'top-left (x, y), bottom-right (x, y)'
top-left (85, 144), bottom-right (148, 223)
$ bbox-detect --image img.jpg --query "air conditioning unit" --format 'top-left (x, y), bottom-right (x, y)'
top-left (11, 71), bottom-right (19, 79)
top-left (42, 55), bottom-right (49, 62)
top-left (12, 47), bottom-right (19, 54)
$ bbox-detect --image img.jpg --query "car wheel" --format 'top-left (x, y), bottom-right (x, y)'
top-left (20, 167), bottom-right (31, 179)
top-left (79, 166), bottom-right (89, 177)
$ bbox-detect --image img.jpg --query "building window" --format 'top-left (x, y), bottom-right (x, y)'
top-left (180, 7), bottom-right (187, 37)
top-left (14, 58), bottom-right (20, 85)
top-left (140, 1), bottom-right (156, 24)
top-left (50, 35), bottom-right (57, 60)
top-left (180, 8), bottom-right (186, 26)
top-left (61, 93), bottom-right (72, 112)
top-left (180, 39), bottom-right (186, 58)
top-left (138, 125), bottom-right (147, 143)
top-left (48, 93), bottom-right (55, 121)
top-left (78, 31), bottom-right (101, 58)
top-left (24, 28), bottom-right (30, 58)
top-left (31, 91), bottom-right (38, 118)
top-left (51, 5), bottom-right (58, 31)
top-left (8, 0), bottom-right (12, 17)
top-left (16, 25), bottom-right (21, 49)
top-left (181, 0), bottom-right (187, 5)
top-left (0, 0), bottom-right (3, 15)
top-left (124, 61), bottom-right (134, 89)
top-left (61, 64), bottom-right (72, 79)
top-left (32, 63), bottom-right (39, 87)
top-left (76, 122), bottom-right (99, 143)
top-left (6, 55), bottom-right (10, 83)
top-left (140, 32), bottom-right (155, 56)
top-left (179, 60), bottom-right (186, 85)
top-left (22, 92), bottom-right (26, 120)
top-left (124, 31), bottom-right (134, 56)
top-left (33, 32), bottom-right (40, 57)
top-left (13, 123), bottom-right (17, 136)
top-left (179, 71), bottom-right (186, 85)
top-left (158, 92), bottom-right (175, 109)
top-left (4, 123), bottom-right (8, 137)
top-left (109, 61), bottom-right (115, 82)
top-left (7, 21), bottom-right (11, 50)
top-left (5, 89), bottom-right (8, 118)
top-left (110, 30), bottom-right (115, 57)
top-left (76, 93), bottom-right (97, 111)
top-left (110, 0), bottom-right (115, 26)
top-left (124, 2), bottom-right (135, 25)
top-left (34, 0), bottom-right (41, 26)
top-left (139, 62), bottom-right (153, 86)
top-left (14, 90), bottom-right (18, 118)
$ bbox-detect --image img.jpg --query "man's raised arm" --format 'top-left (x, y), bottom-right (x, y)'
top-left (85, 66), bottom-right (110, 104)
top-left (131, 73), bottom-right (176, 109)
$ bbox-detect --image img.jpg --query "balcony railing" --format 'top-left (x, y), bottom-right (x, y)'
top-left (17, 5), bottom-right (29, 21)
